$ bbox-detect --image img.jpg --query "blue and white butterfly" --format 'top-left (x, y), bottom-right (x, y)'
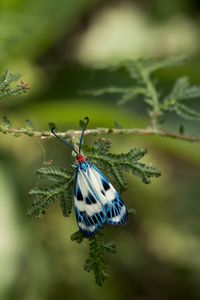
top-left (51, 117), bottom-right (128, 237)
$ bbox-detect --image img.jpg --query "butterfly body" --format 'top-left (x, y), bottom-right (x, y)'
top-left (74, 157), bottom-right (128, 237)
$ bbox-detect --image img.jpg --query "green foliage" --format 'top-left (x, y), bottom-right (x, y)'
top-left (25, 119), bottom-right (35, 132)
top-left (0, 116), bottom-right (38, 136)
top-left (36, 167), bottom-right (71, 182)
top-left (28, 137), bottom-right (160, 285)
top-left (84, 232), bottom-right (117, 286)
top-left (28, 167), bottom-right (74, 218)
top-left (83, 138), bottom-right (161, 190)
top-left (71, 230), bottom-right (85, 244)
top-left (85, 56), bottom-right (200, 126)
top-left (29, 138), bottom-right (160, 218)
top-left (71, 230), bottom-right (117, 286)
top-left (0, 64), bottom-right (162, 287)
top-left (0, 0), bottom-right (99, 66)
top-left (0, 70), bottom-right (29, 99)
top-left (48, 122), bottom-right (57, 131)
top-left (2, 116), bottom-right (11, 129)
top-left (0, 71), bottom-right (29, 135)
top-left (161, 77), bottom-right (200, 120)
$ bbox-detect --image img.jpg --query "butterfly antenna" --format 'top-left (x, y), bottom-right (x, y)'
top-left (79, 117), bottom-right (89, 154)
top-left (51, 128), bottom-right (79, 156)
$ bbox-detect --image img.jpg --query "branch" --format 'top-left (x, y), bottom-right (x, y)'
top-left (1, 126), bottom-right (200, 143)
top-left (136, 63), bottom-right (161, 128)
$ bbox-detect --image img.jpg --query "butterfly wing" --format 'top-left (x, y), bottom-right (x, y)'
top-left (89, 164), bottom-right (128, 225)
top-left (74, 162), bottom-right (128, 238)
top-left (74, 162), bottom-right (106, 237)
top-left (86, 164), bottom-right (128, 225)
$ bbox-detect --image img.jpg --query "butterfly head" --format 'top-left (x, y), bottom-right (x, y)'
top-left (76, 155), bottom-right (86, 164)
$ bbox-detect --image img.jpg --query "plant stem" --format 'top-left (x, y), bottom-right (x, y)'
top-left (139, 66), bottom-right (160, 129)
top-left (1, 126), bottom-right (200, 143)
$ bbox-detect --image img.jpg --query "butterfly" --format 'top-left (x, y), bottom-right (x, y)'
top-left (51, 117), bottom-right (128, 237)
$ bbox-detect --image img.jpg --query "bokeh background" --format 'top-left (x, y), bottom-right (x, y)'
top-left (0, 0), bottom-right (200, 299)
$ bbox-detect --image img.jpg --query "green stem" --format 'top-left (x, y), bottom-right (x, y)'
top-left (139, 66), bottom-right (161, 129)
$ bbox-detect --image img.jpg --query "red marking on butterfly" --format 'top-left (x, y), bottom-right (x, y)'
top-left (76, 155), bottom-right (86, 163)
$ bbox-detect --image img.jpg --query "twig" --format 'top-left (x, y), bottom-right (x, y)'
top-left (137, 63), bottom-right (161, 129)
top-left (1, 126), bottom-right (200, 143)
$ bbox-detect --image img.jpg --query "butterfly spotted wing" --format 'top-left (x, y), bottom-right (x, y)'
top-left (74, 162), bottom-right (128, 237)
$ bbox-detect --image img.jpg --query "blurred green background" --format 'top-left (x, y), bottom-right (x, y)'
top-left (0, 0), bottom-right (200, 299)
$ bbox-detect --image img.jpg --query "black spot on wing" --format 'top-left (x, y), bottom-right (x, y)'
top-left (107, 198), bottom-right (125, 219)
top-left (106, 197), bottom-right (128, 223)
top-left (102, 178), bottom-right (110, 191)
top-left (94, 211), bottom-right (105, 223)
top-left (76, 209), bottom-right (84, 217)
top-left (101, 190), bottom-right (105, 196)
top-left (75, 207), bottom-right (79, 218)
top-left (81, 230), bottom-right (94, 238)
top-left (76, 209), bottom-right (106, 238)
top-left (76, 188), bottom-right (83, 201)
top-left (80, 211), bottom-right (105, 227)
top-left (88, 215), bottom-right (99, 226)
top-left (80, 225), bottom-right (101, 238)
top-left (85, 192), bottom-right (97, 204)
top-left (107, 203), bottom-right (120, 219)
top-left (75, 207), bottom-right (82, 224)
top-left (117, 197), bottom-right (124, 207)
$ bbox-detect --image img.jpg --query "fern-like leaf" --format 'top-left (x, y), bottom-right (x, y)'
top-left (84, 56), bottom-right (200, 125)
top-left (36, 167), bottom-right (71, 182)
top-left (162, 76), bottom-right (200, 121)
top-left (61, 177), bottom-right (74, 217)
top-left (84, 142), bottom-right (161, 190)
top-left (83, 86), bottom-right (147, 106)
top-left (94, 138), bottom-right (112, 155)
top-left (71, 230), bottom-right (85, 244)
top-left (0, 70), bottom-right (29, 99)
top-left (83, 231), bottom-right (116, 286)
top-left (28, 185), bottom-right (64, 218)
top-left (28, 167), bottom-right (74, 218)
top-left (164, 77), bottom-right (200, 102)
top-left (174, 103), bottom-right (200, 121)
top-left (142, 56), bottom-right (187, 74)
